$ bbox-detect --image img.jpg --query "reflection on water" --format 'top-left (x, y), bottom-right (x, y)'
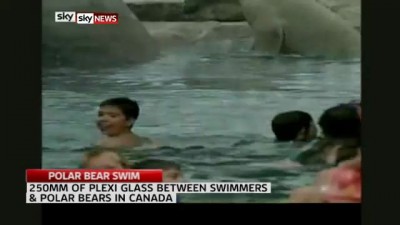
top-left (42, 42), bottom-right (360, 202)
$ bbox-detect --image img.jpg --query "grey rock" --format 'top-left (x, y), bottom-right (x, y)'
top-left (43, 0), bottom-right (160, 69)
top-left (126, 1), bottom-right (186, 21)
top-left (183, 0), bottom-right (245, 21)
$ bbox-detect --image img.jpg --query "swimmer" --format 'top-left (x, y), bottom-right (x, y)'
top-left (294, 104), bottom-right (361, 165)
top-left (318, 104), bottom-right (361, 141)
top-left (131, 159), bottom-right (182, 182)
top-left (81, 148), bottom-right (130, 169)
top-left (289, 150), bottom-right (361, 203)
top-left (271, 111), bottom-right (317, 142)
top-left (96, 97), bottom-right (153, 149)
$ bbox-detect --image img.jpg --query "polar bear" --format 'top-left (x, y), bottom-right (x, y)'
top-left (239, 0), bottom-right (360, 59)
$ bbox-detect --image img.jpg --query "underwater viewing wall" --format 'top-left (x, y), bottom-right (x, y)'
top-left (42, 0), bottom-right (160, 69)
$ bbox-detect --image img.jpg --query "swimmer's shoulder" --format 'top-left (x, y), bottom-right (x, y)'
top-left (96, 135), bottom-right (142, 149)
top-left (127, 136), bottom-right (160, 150)
top-left (96, 138), bottom-right (115, 148)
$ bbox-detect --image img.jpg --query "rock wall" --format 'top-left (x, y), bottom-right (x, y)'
top-left (125, 0), bottom-right (185, 21)
top-left (183, 0), bottom-right (244, 21)
top-left (50, 0), bottom-right (359, 59)
top-left (43, 0), bottom-right (160, 69)
top-left (143, 21), bottom-right (252, 49)
top-left (125, 0), bottom-right (244, 21)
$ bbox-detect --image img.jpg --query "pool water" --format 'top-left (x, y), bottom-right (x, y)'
top-left (42, 41), bottom-right (360, 203)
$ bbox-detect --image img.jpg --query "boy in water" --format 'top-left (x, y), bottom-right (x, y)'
top-left (289, 149), bottom-right (361, 203)
top-left (293, 103), bottom-right (361, 165)
top-left (96, 97), bottom-right (152, 149)
top-left (131, 159), bottom-right (182, 182)
top-left (318, 104), bottom-right (361, 142)
top-left (81, 148), bottom-right (130, 169)
top-left (271, 111), bottom-right (318, 142)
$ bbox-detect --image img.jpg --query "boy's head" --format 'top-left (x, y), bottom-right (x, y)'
top-left (132, 159), bottom-right (182, 182)
top-left (271, 111), bottom-right (317, 142)
top-left (97, 97), bottom-right (140, 137)
top-left (349, 100), bottom-right (361, 119)
top-left (81, 148), bottom-right (130, 169)
top-left (318, 104), bottom-right (361, 140)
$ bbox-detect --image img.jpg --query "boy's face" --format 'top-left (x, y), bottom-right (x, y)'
top-left (97, 105), bottom-right (132, 136)
top-left (86, 152), bottom-right (124, 169)
top-left (163, 169), bottom-right (182, 182)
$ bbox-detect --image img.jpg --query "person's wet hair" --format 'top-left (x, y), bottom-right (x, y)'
top-left (80, 147), bottom-right (130, 169)
top-left (99, 97), bottom-right (140, 121)
top-left (318, 104), bottom-right (361, 140)
top-left (131, 159), bottom-right (181, 171)
top-left (271, 111), bottom-right (314, 141)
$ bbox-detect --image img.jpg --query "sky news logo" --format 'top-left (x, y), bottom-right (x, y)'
top-left (55, 11), bottom-right (118, 25)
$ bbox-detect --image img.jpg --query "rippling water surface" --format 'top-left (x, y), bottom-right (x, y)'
top-left (43, 42), bottom-right (360, 202)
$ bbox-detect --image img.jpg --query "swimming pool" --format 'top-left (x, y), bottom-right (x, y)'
top-left (42, 40), bottom-right (360, 202)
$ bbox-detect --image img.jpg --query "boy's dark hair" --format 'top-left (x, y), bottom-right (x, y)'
top-left (318, 105), bottom-right (360, 139)
top-left (131, 159), bottom-right (181, 171)
top-left (99, 97), bottom-right (140, 120)
top-left (271, 111), bottom-right (313, 141)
